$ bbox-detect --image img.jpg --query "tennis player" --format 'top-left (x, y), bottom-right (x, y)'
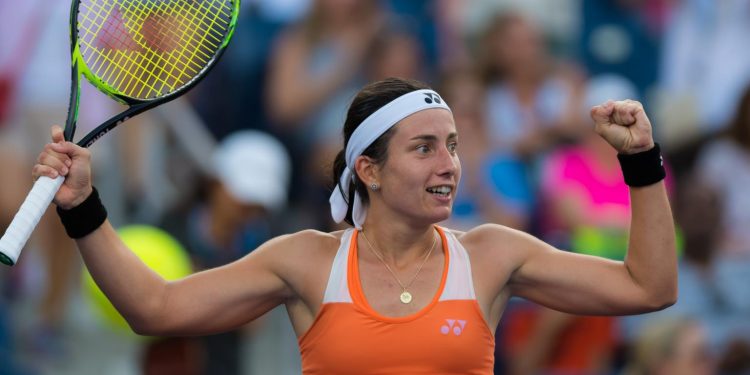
top-left (34, 78), bottom-right (676, 374)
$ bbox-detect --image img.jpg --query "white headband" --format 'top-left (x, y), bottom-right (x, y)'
top-left (329, 89), bottom-right (451, 228)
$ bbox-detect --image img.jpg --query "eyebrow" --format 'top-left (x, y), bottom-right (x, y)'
top-left (409, 132), bottom-right (458, 142)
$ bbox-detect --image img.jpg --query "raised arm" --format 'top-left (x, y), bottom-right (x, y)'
top-left (76, 223), bottom-right (296, 335)
top-left (492, 100), bottom-right (676, 315)
top-left (34, 126), bottom-right (295, 336)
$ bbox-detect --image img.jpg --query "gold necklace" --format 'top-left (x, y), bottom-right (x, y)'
top-left (360, 229), bottom-right (437, 304)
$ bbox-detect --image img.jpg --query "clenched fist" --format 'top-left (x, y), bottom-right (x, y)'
top-left (590, 100), bottom-right (654, 155)
top-left (32, 125), bottom-right (93, 209)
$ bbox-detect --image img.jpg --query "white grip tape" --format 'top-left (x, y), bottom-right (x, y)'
top-left (0, 176), bottom-right (64, 265)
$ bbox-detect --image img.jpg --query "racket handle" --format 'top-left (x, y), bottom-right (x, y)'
top-left (0, 176), bottom-right (64, 266)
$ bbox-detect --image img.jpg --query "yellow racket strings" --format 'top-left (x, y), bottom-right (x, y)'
top-left (77, 0), bottom-right (232, 99)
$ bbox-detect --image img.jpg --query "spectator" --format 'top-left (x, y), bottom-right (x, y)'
top-left (478, 12), bottom-right (585, 158)
top-left (622, 318), bottom-right (715, 375)
top-left (265, 0), bottom-right (383, 229)
top-left (695, 84), bottom-right (750, 258)
top-left (163, 130), bottom-right (293, 375)
top-left (623, 174), bottom-right (750, 374)
top-left (660, 0), bottom-right (750, 133)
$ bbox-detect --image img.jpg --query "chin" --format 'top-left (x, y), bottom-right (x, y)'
top-left (429, 208), bottom-right (453, 224)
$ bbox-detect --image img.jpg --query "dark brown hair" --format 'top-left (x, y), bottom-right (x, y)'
top-left (726, 84), bottom-right (750, 150)
top-left (477, 12), bottom-right (525, 84)
top-left (300, 0), bottom-right (380, 45)
top-left (331, 77), bottom-right (431, 226)
top-left (476, 12), bottom-right (549, 85)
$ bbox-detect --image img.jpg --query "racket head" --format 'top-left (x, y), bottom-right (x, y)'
top-left (71, 0), bottom-right (239, 105)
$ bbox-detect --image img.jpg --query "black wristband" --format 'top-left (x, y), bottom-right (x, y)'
top-left (617, 143), bottom-right (666, 187)
top-left (56, 187), bottom-right (108, 239)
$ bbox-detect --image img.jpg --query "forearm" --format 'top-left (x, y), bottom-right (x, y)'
top-left (269, 71), bottom-right (350, 125)
top-left (267, 40), bottom-right (355, 126)
top-left (76, 221), bottom-right (169, 333)
top-left (624, 180), bottom-right (677, 308)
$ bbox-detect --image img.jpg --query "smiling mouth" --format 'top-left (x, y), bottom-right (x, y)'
top-left (426, 185), bottom-right (452, 198)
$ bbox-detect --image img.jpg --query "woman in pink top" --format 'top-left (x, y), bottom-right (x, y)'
top-left (33, 78), bottom-right (676, 374)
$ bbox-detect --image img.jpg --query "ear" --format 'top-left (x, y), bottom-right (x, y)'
top-left (353, 155), bottom-right (380, 186)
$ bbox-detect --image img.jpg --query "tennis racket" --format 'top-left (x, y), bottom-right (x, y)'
top-left (0, 0), bottom-right (240, 266)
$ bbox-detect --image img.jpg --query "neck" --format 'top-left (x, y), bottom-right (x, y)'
top-left (360, 217), bottom-right (437, 267)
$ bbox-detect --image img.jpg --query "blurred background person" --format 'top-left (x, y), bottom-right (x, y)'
top-left (266, 0), bottom-right (382, 130)
top-left (688, 87), bottom-right (750, 368)
top-left (474, 11), bottom-right (587, 245)
top-left (622, 318), bottom-right (715, 375)
top-left (659, 0), bottom-right (750, 137)
top-left (265, 0), bottom-right (384, 230)
top-left (189, 0), bottom-right (312, 141)
top-left (694, 84), bottom-right (750, 260)
top-left (621, 150), bottom-right (750, 375)
top-left (478, 12), bottom-right (585, 158)
top-left (165, 130), bottom-right (291, 269)
top-left (163, 130), bottom-right (294, 375)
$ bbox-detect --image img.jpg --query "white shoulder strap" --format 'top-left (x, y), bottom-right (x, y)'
top-left (439, 229), bottom-right (477, 301)
top-left (322, 229), bottom-right (354, 303)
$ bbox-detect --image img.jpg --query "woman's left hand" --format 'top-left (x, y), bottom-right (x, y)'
top-left (590, 100), bottom-right (655, 154)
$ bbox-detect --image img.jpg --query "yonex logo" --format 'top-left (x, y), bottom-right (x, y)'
top-left (440, 319), bottom-right (467, 336)
top-left (424, 93), bottom-right (442, 104)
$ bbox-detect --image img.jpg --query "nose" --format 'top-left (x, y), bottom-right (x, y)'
top-left (436, 145), bottom-right (458, 178)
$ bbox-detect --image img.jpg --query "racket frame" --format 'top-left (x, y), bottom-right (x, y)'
top-left (65, 0), bottom-right (239, 147)
top-left (0, 0), bottom-right (239, 266)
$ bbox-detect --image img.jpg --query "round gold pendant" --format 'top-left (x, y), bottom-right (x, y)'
top-left (400, 291), bottom-right (413, 304)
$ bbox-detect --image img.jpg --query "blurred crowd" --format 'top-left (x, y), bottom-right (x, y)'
top-left (2, 0), bottom-right (750, 374)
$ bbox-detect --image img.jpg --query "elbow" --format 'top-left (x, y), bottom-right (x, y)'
top-left (126, 292), bottom-right (171, 336)
top-left (659, 277), bottom-right (679, 310)
top-left (127, 312), bottom-right (167, 336)
top-left (129, 315), bottom-right (179, 336)
top-left (643, 285), bottom-right (678, 312)
top-left (650, 293), bottom-right (677, 312)
top-left (129, 321), bottom-right (156, 336)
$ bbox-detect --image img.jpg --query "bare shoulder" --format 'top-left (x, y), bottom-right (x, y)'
top-left (452, 224), bottom-right (548, 267)
top-left (455, 224), bottom-right (537, 249)
top-left (269, 228), bottom-right (344, 248)
top-left (444, 224), bottom-right (554, 312)
top-left (260, 229), bottom-right (344, 266)
top-left (259, 229), bottom-right (347, 304)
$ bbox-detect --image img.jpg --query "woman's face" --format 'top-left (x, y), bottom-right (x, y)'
top-left (370, 35), bottom-right (422, 81)
top-left (491, 18), bottom-right (544, 73)
top-left (365, 108), bottom-right (461, 225)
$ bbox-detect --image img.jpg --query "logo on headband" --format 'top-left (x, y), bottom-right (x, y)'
top-left (424, 93), bottom-right (442, 104)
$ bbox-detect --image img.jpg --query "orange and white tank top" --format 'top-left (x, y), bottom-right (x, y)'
top-left (299, 227), bottom-right (495, 374)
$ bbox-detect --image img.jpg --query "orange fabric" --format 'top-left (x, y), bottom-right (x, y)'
top-left (299, 228), bottom-right (495, 374)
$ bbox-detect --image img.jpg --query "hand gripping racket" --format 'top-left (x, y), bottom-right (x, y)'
top-left (0, 0), bottom-right (240, 265)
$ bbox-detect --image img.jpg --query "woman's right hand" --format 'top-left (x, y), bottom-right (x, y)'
top-left (32, 125), bottom-right (93, 209)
